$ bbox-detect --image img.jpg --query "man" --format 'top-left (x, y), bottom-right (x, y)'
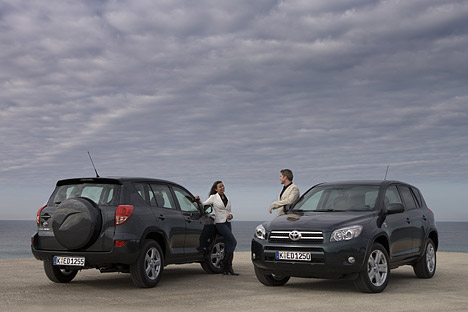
top-left (269, 169), bottom-right (300, 216)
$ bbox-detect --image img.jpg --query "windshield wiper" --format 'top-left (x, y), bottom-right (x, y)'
top-left (316, 209), bottom-right (345, 212)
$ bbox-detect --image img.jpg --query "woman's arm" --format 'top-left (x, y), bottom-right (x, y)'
top-left (202, 194), bottom-right (215, 206)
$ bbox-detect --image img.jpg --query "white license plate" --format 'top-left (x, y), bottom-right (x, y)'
top-left (276, 251), bottom-right (311, 261)
top-left (53, 256), bottom-right (85, 266)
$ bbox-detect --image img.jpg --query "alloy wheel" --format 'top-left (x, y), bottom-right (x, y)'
top-left (145, 247), bottom-right (162, 280)
top-left (367, 249), bottom-right (388, 287)
top-left (210, 242), bottom-right (225, 268)
top-left (426, 243), bottom-right (436, 273)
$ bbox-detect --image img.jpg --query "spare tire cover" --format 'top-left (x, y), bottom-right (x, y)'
top-left (52, 197), bottom-right (102, 250)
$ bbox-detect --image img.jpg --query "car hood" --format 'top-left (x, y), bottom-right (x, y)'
top-left (265, 211), bottom-right (377, 233)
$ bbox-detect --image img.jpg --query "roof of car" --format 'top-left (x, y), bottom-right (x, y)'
top-left (56, 176), bottom-right (178, 186)
top-left (317, 180), bottom-right (409, 187)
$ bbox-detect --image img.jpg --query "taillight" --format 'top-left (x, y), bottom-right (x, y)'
top-left (428, 208), bottom-right (434, 215)
top-left (36, 205), bottom-right (47, 225)
top-left (115, 205), bottom-right (134, 225)
top-left (114, 240), bottom-right (127, 247)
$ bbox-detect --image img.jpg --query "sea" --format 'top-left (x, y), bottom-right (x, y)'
top-left (0, 220), bottom-right (466, 259)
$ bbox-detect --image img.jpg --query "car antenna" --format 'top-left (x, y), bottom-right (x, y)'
top-left (384, 165), bottom-right (389, 180)
top-left (88, 151), bottom-right (100, 178)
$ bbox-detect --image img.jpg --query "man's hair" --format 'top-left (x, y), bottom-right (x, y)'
top-left (280, 169), bottom-right (293, 181)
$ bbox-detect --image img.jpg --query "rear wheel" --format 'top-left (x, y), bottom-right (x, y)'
top-left (130, 240), bottom-right (164, 288)
top-left (43, 261), bottom-right (78, 283)
top-left (254, 266), bottom-right (290, 286)
top-left (354, 243), bottom-right (390, 293)
top-left (413, 239), bottom-right (436, 278)
top-left (201, 239), bottom-right (225, 274)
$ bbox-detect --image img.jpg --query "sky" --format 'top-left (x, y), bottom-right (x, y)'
top-left (1, 0), bottom-right (468, 221)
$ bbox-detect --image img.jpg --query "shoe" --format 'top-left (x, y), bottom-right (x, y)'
top-left (225, 252), bottom-right (239, 276)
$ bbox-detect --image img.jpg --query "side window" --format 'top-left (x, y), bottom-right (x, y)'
top-left (149, 184), bottom-right (176, 209)
top-left (384, 185), bottom-right (403, 208)
top-left (132, 183), bottom-right (150, 206)
top-left (172, 186), bottom-right (199, 213)
top-left (399, 185), bottom-right (417, 210)
top-left (410, 187), bottom-right (422, 207)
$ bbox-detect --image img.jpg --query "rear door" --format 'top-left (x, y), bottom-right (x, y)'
top-left (148, 183), bottom-right (186, 256)
top-left (398, 185), bottom-right (424, 255)
top-left (37, 181), bottom-right (119, 252)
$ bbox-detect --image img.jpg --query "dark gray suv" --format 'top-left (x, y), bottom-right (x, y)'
top-left (32, 177), bottom-right (224, 288)
top-left (252, 180), bottom-right (438, 293)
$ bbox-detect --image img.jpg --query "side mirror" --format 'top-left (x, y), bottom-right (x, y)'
top-left (386, 203), bottom-right (404, 214)
top-left (204, 205), bottom-right (213, 214)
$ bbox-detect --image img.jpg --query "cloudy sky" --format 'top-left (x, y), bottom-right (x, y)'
top-left (1, 0), bottom-right (468, 221)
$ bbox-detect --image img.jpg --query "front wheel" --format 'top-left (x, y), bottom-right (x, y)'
top-left (413, 238), bottom-right (436, 278)
top-left (254, 266), bottom-right (290, 286)
top-left (43, 261), bottom-right (78, 283)
top-left (354, 243), bottom-right (390, 293)
top-left (130, 240), bottom-right (164, 288)
top-left (200, 239), bottom-right (225, 274)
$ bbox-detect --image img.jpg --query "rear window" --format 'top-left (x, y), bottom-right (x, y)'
top-left (52, 183), bottom-right (119, 205)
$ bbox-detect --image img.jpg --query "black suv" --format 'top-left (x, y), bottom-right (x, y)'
top-left (32, 177), bottom-right (224, 288)
top-left (252, 180), bottom-right (438, 293)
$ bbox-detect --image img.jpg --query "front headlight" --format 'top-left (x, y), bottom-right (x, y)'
top-left (330, 225), bottom-right (363, 242)
top-left (255, 224), bottom-right (266, 240)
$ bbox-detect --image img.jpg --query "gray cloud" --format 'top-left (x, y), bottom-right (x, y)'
top-left (1, 0), bottom-right (468, 210)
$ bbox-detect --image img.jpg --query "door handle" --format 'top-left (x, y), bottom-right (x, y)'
top-left (183, 212), bottom-right (193, 223)
top-left (158, 214), bottom-right (166, 221)
top-left (406, 218), bottom-right (411, 224)
top-left (422, 215), bottom-right (427, 221)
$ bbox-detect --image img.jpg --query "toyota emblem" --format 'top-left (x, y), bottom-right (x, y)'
top-left (289, 230), bottom-right (302, 241)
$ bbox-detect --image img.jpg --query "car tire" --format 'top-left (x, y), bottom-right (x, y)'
top-left (43, 261), bottom-right (78, 283)
top-left (254, 266), bottom-right (290, 286)
top-left (130, 240), bottom-right (164, 288)
top-left (52, 197), bottom-right (102, 250)
top-left (413, 238), bottom-right (436, 278)
top-left (200, 238), bottom-right (225, 274)
top-left (354, 243), bottom-right (390, 293)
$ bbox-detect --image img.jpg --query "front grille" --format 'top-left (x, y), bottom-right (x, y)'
top-left (269, 230), bottom-right (324, 244)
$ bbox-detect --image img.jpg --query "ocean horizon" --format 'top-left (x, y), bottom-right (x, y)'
top-left (0, 220), bottom-right (466, 259)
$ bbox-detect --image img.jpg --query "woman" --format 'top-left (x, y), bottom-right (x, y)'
top-left (196, 181), bottom-right (238, 275)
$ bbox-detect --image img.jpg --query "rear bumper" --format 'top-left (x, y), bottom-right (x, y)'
top-left (31, 233), bottom-right (139, 267)
top-left (251, 237), bottom-right (369, 279)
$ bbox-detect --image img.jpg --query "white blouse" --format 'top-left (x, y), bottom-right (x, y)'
top-left (202, 193), bottom-right (232, 223)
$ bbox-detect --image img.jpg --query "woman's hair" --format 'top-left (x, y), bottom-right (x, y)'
top-left (209, 180), bottom-right (223, 196)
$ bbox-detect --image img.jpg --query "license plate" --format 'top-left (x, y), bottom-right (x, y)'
top-left (276, 251), bottom-right (311, 261)
top-left (53, 256), bottom-right (85, 266)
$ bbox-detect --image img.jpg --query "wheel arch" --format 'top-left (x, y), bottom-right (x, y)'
top-left (373, 234), bottom-right (390, 255)
top-left (140, 228), bottom-right (167, 259)
top-left (428, 231), bottom-right (438, 251)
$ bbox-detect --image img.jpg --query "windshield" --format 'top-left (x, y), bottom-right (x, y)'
top-left (293, 185), bottom-right (380, 212)
top-left (53, 183), bottom-right (119, 205)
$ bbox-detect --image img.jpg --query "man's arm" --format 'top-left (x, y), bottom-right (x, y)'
top-left (269, 185), bottom-right (300, 212)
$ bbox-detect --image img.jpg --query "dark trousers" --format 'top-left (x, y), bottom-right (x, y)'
top-left (215, 222), bottom-right (237, 253)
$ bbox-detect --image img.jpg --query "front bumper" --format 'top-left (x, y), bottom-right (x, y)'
top-left (251, 236), bottom-right (369, 279)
